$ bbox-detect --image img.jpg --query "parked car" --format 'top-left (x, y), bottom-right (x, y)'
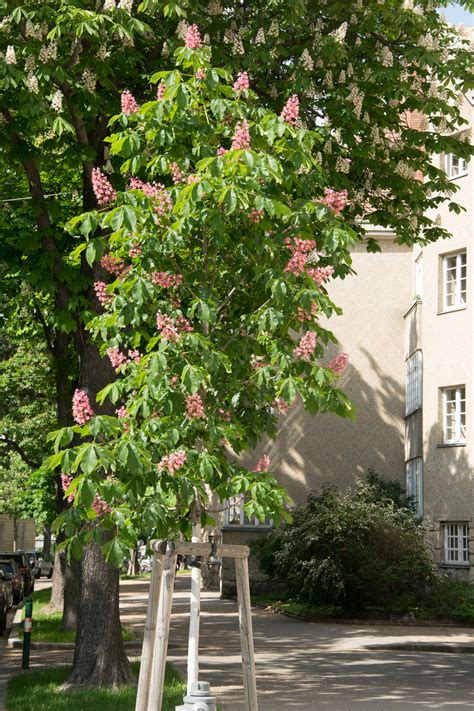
top-left (36, 553), bottom-right (54, 579)
top-left (21, 550), bottom-right (41, 580)
top-left (0, 569), bottom-right (8, 635)
top-left (0, 567), bottom-right (13, 609)
top-left (0, 552), bottom-right (34, 596)
top-left (0, 559), bottom-right (23, 605)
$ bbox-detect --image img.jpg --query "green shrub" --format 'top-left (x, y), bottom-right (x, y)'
top-left (252, 471), bottom-right (435, 614)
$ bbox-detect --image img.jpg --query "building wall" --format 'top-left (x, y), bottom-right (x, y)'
top-left (410, 91), bottom-right (474, 577)
top-left (0, 515), bottom-right (36, 551)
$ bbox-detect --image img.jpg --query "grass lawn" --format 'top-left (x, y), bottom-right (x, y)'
top-left (20, 588), bottom-right (134, 643)
top-left (6, 663), bottom-right (184, 711)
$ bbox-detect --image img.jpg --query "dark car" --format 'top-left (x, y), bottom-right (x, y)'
top-left (0, 552), bottom-right (33, 597)
top-left (0, 560), bottom-right (24, 605)
top-left (0, 569), bottom-right (9, 634)
top-left (20, 550), bottom-right (41, 580)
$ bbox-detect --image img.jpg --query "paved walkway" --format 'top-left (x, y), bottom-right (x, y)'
top-left (2, 576), bottom-right (474, 709)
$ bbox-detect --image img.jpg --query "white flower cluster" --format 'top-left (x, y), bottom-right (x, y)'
top-left (103, 0), bottom-right (116, 10)
top-left (331, 22), bottom-right (348, 43)
top-left (118, 0), bottom-right (133, 10)
top-left (323, 140), bottom-right (332, 154)
top-left (346, 62), bottom-right (354, 77)
top-left (122, 35), bottom-right (134, 48)
top-left (269, 85), bottom-right (278, 99)
top-left (96, 45), bottom-right (110, 60)
top-left (233, 31), bottom-right (245, 55)
top-left (207, 0), bottom-right (223, 14)
top-left (0, 16), bottom-right (11, 31)
top-left (347, 84), bottom-right (364, 118)
top-left (223, 28), bottom-right (235, 45)
top-left (51, 90), bottom-right (63, 112)
top-left (338, 69), bottom-right (346, 83)
top-left (5, 45), bottom-right (16, 64)
top-left (0, 112), bottom-right (6, 124)
top-left (301, 48), bottom-right (313, 71)
top-left (25, 21), bottom-right (47, 40)
top-left (39, 42), bottom-right (58, 63)
top-left (350, 14), bottom-right (358, 24)
top-left (25, 54), bottom-right (36, 72)
top-left (371, 126), bottom-right (382, 144)
top-left (418, 33), bottom-right (439, 51)
top-left (82, 68), bottom-right (97, 92)
top-left (395, 161), bottom-right (416, 179)
top-left (176, 20), bottom-right (188, 39)
top-left (255, 28), bottom-right (265, 45)
top-left (268, 20), bottom-right (279, 37)
top-left (27, 73), bottom-right (39, 94)
top-left (379, 45), bottom-right (393, 67)
top-left (324, 70), bottom-right (333, 89)
top-left (336, 156), bottom-right (351, 173)
top-left (363, 112), bottom-right (370, 123)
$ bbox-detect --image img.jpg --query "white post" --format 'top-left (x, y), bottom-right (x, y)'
top-left (235, 557), bottom-right (259, 711)
top-left (147, 543), bottom-right (177, 711)
top-left (187, 499), bottom-right (202, 695)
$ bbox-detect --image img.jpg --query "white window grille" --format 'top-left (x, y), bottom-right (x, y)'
top-left (223, 497), bottom-right (272, 528)
top-left (443, 386), bottom-right (466, 444)
top-left (414, 253), bottom-right (423, 299)
top-left (443, 252), bottom-right (466, 311)
top-left (444, 523), bottom-right (469, 565)
top-left (406, 351), bottom-right (422, 415)
top-left (406, 458), bottom-right (423, 517)
top-left (446, 153), bottom-right (468, 179)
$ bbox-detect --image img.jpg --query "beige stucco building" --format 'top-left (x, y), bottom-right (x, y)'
top-left (221, 87), bottom-right (474, 590)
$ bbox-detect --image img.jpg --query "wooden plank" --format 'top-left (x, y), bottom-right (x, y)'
top-left (147, 544), bottom-right (177, 711)
top-left (236, 557), bottom-right (258, 711)
top-left (187, 522), bottom-right (201, 694)
top-left (151, 540), bottom-right (249, 559)
top-left (135, 551), bottom-right (164, 711)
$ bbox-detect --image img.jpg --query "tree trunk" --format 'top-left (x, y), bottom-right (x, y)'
top-left (127, 547), bottom-right (140, 576)
top-left (62, 537), bottom-right (134, 689)
top-left (61, 555), bottom-right (81, 631)
top-left (42, 526), bottom-right (52, 557)
top-left (50, 544), bottom-right (66, 612)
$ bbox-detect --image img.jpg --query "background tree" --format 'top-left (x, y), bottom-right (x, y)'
top-left (0, 0), bottom-right (472, 689)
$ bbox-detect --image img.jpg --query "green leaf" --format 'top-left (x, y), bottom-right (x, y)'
top-left (85, 242), bottom-right (96, 267)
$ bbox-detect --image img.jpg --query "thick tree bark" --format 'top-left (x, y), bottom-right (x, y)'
top-left (42, 526), bottom-right (52, 557)
top-left (61, 555), bottom-right (81, 631)
top-left (63, 537), bottom-right (134, 689)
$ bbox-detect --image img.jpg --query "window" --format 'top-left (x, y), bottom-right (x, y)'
top-left (406, 351), bottom-right (422, 415)
top-left (414, 253), bottom-right (423, 299)
top-left (443, 251), bottom-right (466, 311)
top-left (223, 497), bottom-right (272, 528)
top-left (443, 523), bottom-right (469, 566)
top-left (442, 386), bottom-right (466, 444)
top-left (406, 458), bottom-right (423, 517)
top-left (446, 153), bottom-right (468, 179)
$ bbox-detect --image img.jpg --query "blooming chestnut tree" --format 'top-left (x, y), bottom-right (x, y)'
top-left (48, 36), bottom-right (355, 564)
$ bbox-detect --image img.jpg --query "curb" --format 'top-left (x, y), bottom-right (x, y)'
top-left (362, 642), bottom-right (474, 654)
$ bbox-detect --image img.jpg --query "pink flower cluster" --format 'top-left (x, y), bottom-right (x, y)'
top-left (116, 407), bottom-right (129, 418)
top-left (156, 312), bottom-right (192, 341)
top-left (121, 89), bottom-right (138, 115)
top-left (284, 237), bottom-right (316, 277)
top-left (185, 393), bottom-right (205, 419)
top-left (328, 352), bottom-right (349, 375)
top-left (61, 473), bottom-right (75, 503)
top-left (281, 94), bottom-right (299, 125)
top-left (100, 254), bottom-right (128, 279)
top-left (92, 168), bottom-right (116, 206)
top-left (92, 494), bottom-right (111, 516)
top-left (129, 244), bottom-right (142, 258)
top-left (296, 302), bottom-right (318, 323)
top-left (307, 265), bottom-right (334, 286)
top-left (72, 389), bottom-right (94, 425)
top-left (320, 188), bottom-right (348, 216)
top-left (129, 177), bottom-right (172, 217)
top-left (233, 71), bottom-right (250, 92)
top-left (273, 397), bottom-right (297, 414)
top-left (218, 408), bottom-right (231, 421)
top-left (249, 208), bottom-right (264, 223)
top-left (94, 281), bottom-right (113, 307)
top-left (158, 449), bottom-right (187, 475)
top-left (294, 331), bottom-right (317, 359)
top-left (107, 347), bottom-right (141, 370)
top-left (254, 455), bottom-right (270, 472)
top-left (170, 162), bottom-right (183, 184)
top-left (195, 68), bottom-right (206, 80)
top-left (217, 146), bottom-right (228, 157)
top-left (151, 271), bottom-right (183, 289)
top-left (156, 82), bottom-right (166, 100)
top-left (185, 24), bottom-right (202, 49)
top-left (231, 119), bottom-right (250, 150)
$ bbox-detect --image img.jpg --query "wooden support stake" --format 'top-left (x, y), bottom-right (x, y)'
top-left (187, 520), bottom-right (202, 694)
top-left (151, 540), bottom-right (249, 559)
top-left (147, 543), bottom-right (177, 711)
top-left (235, 557), bottom-right (258, 711)
top-left (135, 551), bottom-right (165, 711)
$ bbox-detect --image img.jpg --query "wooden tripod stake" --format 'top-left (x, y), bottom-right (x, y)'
top-left (135, 540), bottom-right (258, 711)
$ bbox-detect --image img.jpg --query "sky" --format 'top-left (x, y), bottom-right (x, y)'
top-left (443, 3), bottom-right (474, 25)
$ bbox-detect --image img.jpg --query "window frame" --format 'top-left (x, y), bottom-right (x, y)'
top-left (223, 496), bottom-right (273, 529)
top-left (442, 251), bottom-right (467, 312)
top-left (443, 522), bottom-right (469, 566)
top-left (446, 153), bottom-right (468, 180)
top-left (406, 350), bottom-right (422, 415)
top-left (442, 385), bottom-right (466, 445)
top-left (406, 458), bottom-right (423, 517)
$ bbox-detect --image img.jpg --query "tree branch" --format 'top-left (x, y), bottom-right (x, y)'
top-left (0, 436), bottom-right (40, 470)
top-left (33, 300), bottom-right (55, 355)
